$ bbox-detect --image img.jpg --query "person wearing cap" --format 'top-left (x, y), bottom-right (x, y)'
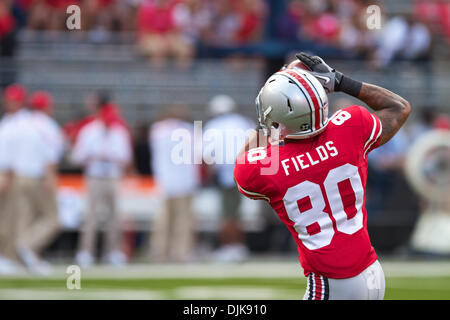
top-left (0, 85), bottom-right (61, 275)
top-left (71, 99), bottom-right (132, 268)
top-left (11, 88), bottom-right (63, 275)
top-left (0, 84), bottom-right (26, 274)
top-left (22, 90), bottom-right (64, 265)
top-left (149, 104), bottom-right (200, 263)
top-left (30, 91), bottom-right (65, 170)
top-left (203, 95), bottom-right (255, 262)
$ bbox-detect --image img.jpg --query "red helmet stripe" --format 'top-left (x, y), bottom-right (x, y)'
top-left (285, 70), bottom-right (321, 131)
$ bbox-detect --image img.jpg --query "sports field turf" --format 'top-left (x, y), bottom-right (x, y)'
top-left (0, 260), bottom-right (449, 300)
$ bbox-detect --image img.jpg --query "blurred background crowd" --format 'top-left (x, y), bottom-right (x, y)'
top-left (2, 0), bottom-right (450, 66)
top-left (0, 0), bottom-right (449, 275)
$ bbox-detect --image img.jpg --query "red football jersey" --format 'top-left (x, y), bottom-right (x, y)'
top-left (234, 106), bottom-right (383, 279)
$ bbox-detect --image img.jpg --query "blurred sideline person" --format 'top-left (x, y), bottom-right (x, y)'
top-left (149, 105), bottom-right (200, 263)
top-left (64, 91), bottom-right (133, 147)
top-left (366, 128), bottom-right (410, 216)
top-left (407, 107), bottom-right (437, 142)
top-left (0, 84), bottom-right (25, 274)
top-left (203, 95), bottom-right (254, 262)
top-left (29, 91), bottom-right (65, 173)
top-left (63, 92), bottom-right (100, 146)
top-left (2, 85), bottom-right (62, 275)
top-left (71, 103), bottom-right (132, 268)
top-left (22, 90), bottom-right (64, 271)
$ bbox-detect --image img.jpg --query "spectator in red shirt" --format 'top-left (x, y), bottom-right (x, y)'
top-left (27, 0), bottom-right (79, 31)
top-left (234, 0), bottom-right (266, 45)
top-left (436, 1), bottom-right (450, 41)
top-left (0, 1), bottom-right (17, 87)
top-left (137, 0), bottom-right (194, 68)
top-left (301, 5), bottom-right (340, 46)
top-left (201, 0), bottom-right (265, 47)
top-left (84, 0), bottom-right (134, 36)
top-left (414, 0), bottom-right (450, 42)
top-left (0, 2), bottom-right (15, 40)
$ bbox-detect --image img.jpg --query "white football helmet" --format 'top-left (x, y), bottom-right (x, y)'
top-left (255, 68), bottom-right (329, 140)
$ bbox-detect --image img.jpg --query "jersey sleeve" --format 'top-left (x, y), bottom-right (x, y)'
top-left (338, 105), bottom-right (383, 158)
top-left (233, 152), bottom-right (271, 202)
top-left (358, 106), bottom-right (383, 157)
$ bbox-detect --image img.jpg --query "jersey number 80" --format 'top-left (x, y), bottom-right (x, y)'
top-left (283, 163), bottom-right (364, 250)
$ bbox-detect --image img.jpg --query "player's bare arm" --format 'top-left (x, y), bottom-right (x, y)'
top-left (296, 52), bottom-right (411, 146)
top-left (357, 83), bottom-right (410, 146)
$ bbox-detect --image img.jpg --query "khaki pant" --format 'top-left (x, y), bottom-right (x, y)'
top-left (78, 177), bottom-right (121, 257)
top-left (221, 186), bottom-right (242, 219)
top-left (150, 195), bottom-right (195, 263)
top-left (12, 176), bottom-right (60, 255)
top-left (0, 173), bottom-right (14, 259)
top-left (138, 32), bottom-right (193, 66)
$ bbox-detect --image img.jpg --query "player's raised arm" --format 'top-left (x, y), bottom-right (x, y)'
top-left (356, 83), bottom-right (410, 146)
top-left (295, 52), bottom-right (411, 146)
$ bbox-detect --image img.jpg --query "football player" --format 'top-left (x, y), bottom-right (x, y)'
top-left (233, 53), bottom-right (411, 300)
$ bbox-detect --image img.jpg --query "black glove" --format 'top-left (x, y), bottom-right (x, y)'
top-left (296, 52), bottom-right (362, 97)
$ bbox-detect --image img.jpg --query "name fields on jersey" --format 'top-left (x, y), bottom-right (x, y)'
top-left (281, 141), bottom-right (338, 176)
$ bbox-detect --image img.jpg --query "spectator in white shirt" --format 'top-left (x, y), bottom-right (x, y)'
top-left (203, 95), bottom-right (255, 262)
top-left (71, 103), bottom-right (132, 268)
top-left (149, 105), bottom-right (200, 263)
top-left (372, 14), bottom-right (431, 68)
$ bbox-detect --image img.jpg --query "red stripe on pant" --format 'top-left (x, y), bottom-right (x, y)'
top-left (314, 274), bottom-right (323, 300)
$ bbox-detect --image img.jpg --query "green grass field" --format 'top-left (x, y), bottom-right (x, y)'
top-left (0, 260), bottom-right (449, 300)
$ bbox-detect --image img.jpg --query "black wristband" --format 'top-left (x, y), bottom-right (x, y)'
top-left (336, 74), bottom-right (362, 97)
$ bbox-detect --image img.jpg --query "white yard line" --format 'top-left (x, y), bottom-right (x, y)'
top-left (1, 260), bottom-right (449, 280)
top-left (0, 287), bottom-right (300, 300)
top-left (1, 260), bottom-right (449, 300)
top-left (0, 288), bottom-right (165, 300)
top-left (172, 286), bottom-right (298, 300)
